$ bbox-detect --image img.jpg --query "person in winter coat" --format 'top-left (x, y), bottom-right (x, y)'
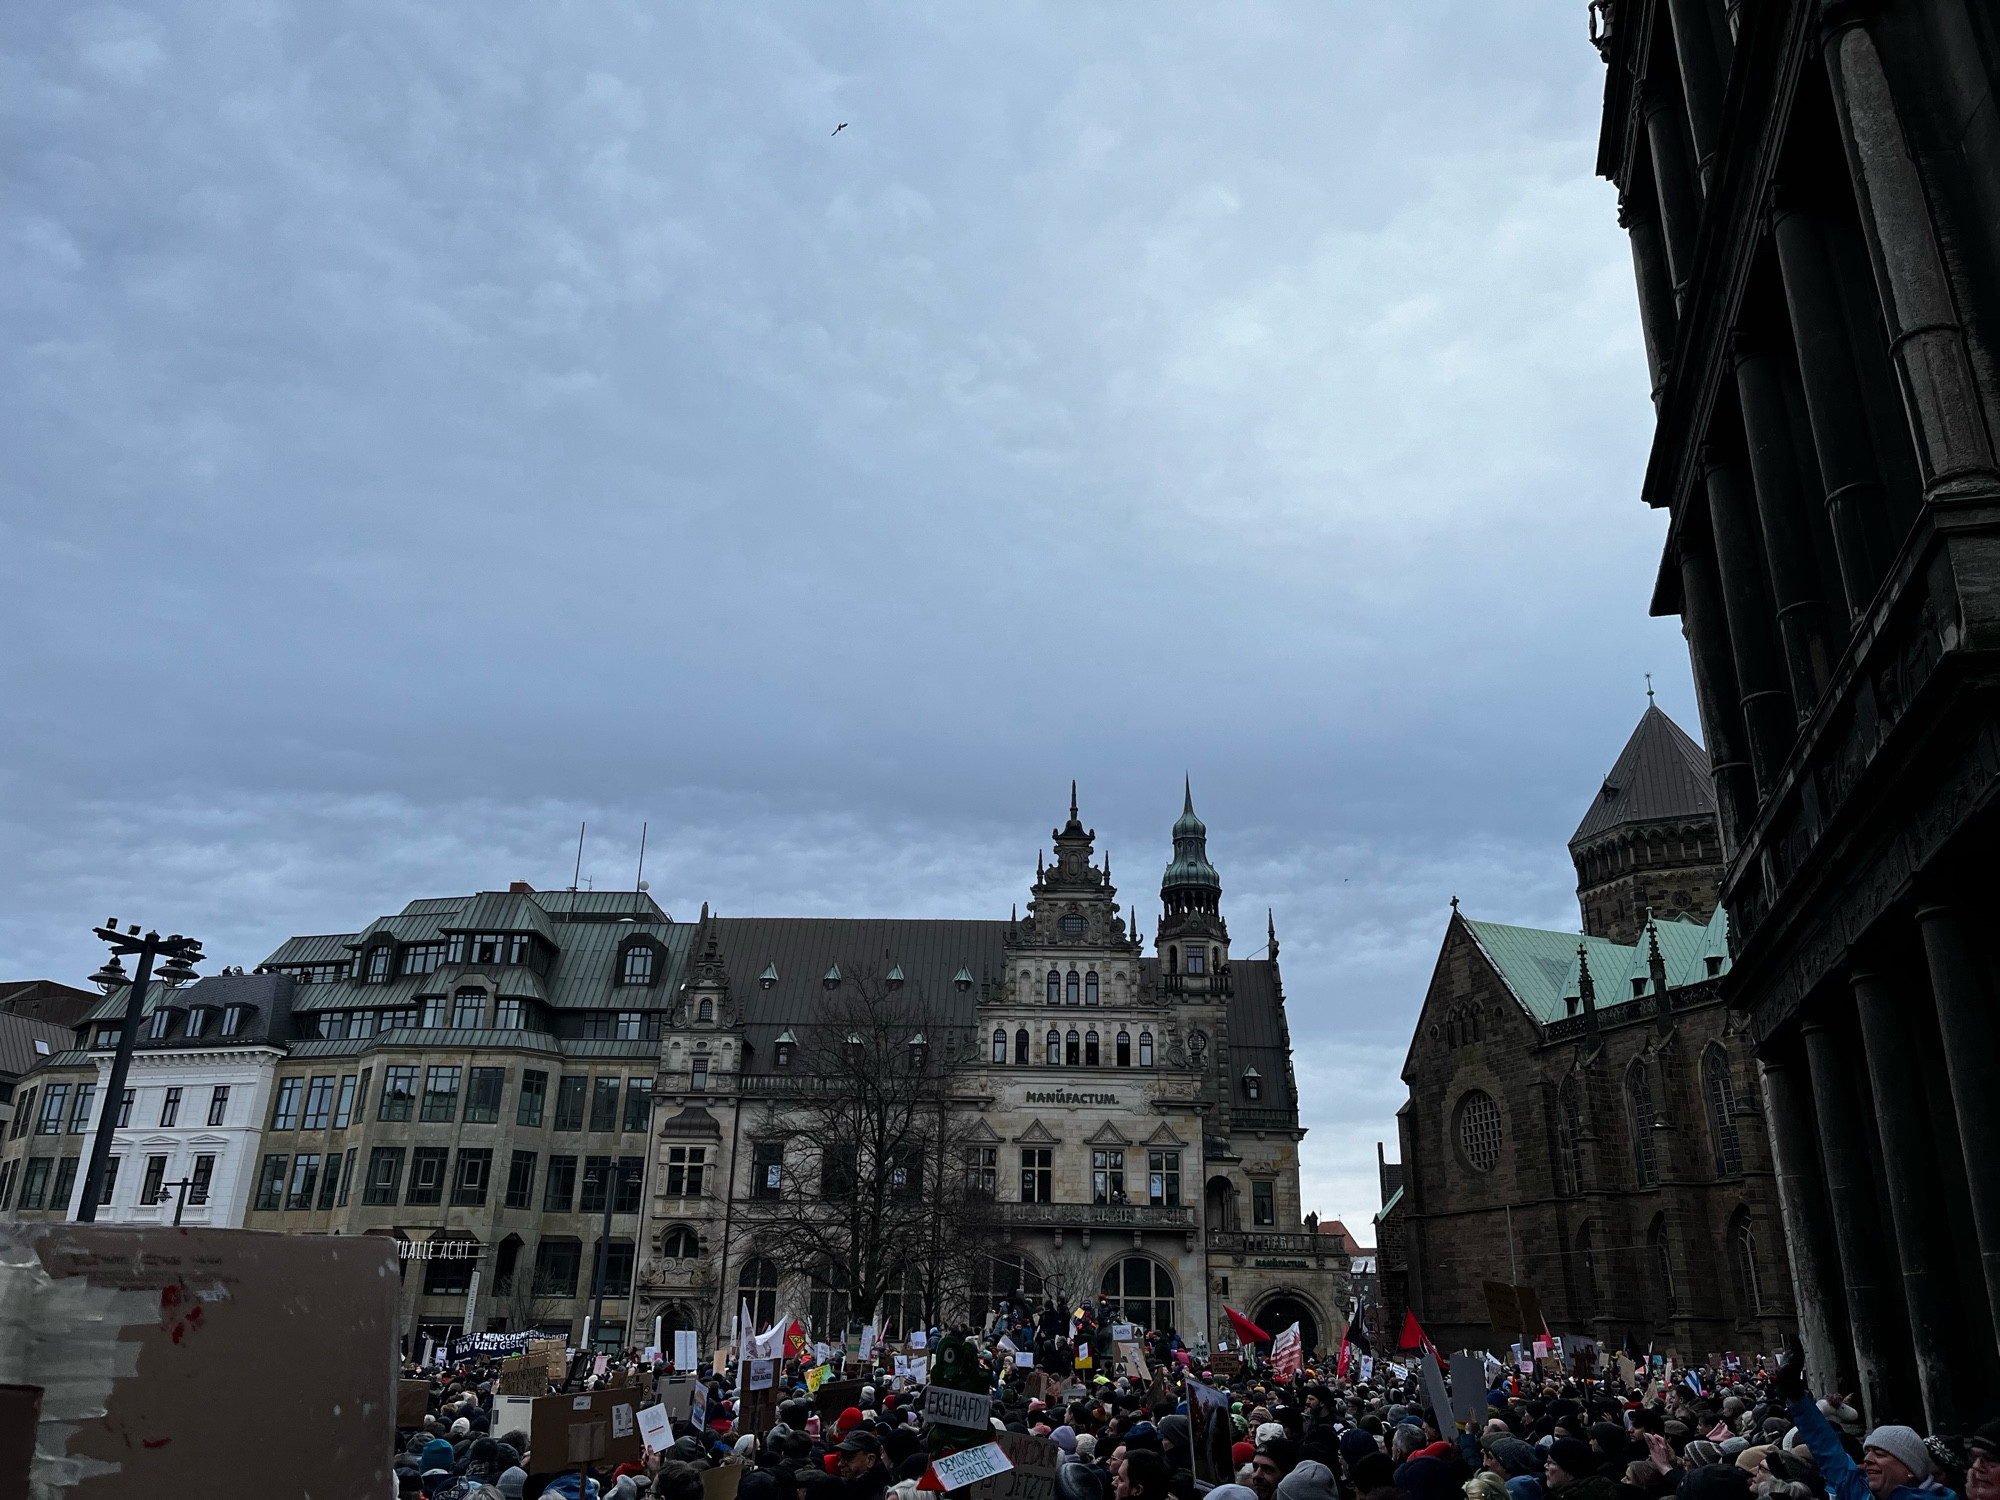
top-left (1968, 1423), bottom-right (1999, 1500)
top-left (1546, 1437), bottom-right (1620, 1500)
top-left (1772, 1352), bottom-right (1957, 1500)
top-left (1488, 1437), bottom-right (1546, 1500)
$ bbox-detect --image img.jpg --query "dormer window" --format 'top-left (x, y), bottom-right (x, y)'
top-left (1242, 1068), bottom-right (1262, 1100)
top-left (953, 967), bottom-right (974, 992)
top-left (774, 1030), bottom-right (796, 1068)
top-left (1631, 977), bottom-right (1648, 997)
top-left (148, 1007), bottom-right (175, 1040)
top-left (96, 1024), bottom-right (122, 1049)
top-left (472, 934), bottom-right (506, 965)
top-left (886, 965), bottom-right (905, 990)
top-left (1705, 956), bottom-right (1724, 977)
top-left (1565, 995), bottom-right (1580, 1017)
top-left (759, 964), bottom-right (779, 990)
top-left (621, 946), bottom-right (656, 987)
top-left (219, 1006), bottom-right (248, 1037)
top-left (365, 947), bottom-right (392, 983)
top-left (184, 1008), bottom-right (208, 1039)
top-left (697, 997), bottom-right (714, 1022)
top-left (509, 935), bottom-right (531, 965)
top-left (822, 965), bottom-right (841, 990)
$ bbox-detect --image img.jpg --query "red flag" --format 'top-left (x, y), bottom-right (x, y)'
top-left (1398, 1310), bottom-right (1429, 1352)
top-left (1336, 1340), bottom-right (1352, 1381)
top-left (784, 1320), bottom-right (809, 1362)
top-left (1226, 1308), bottom-right (1272, 1345)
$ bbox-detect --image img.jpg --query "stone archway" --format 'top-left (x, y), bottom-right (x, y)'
top-left (1252, 1292), bottom-right (1321, 1358)
top-left (1205, 1176), bottom-right (1239, 1231)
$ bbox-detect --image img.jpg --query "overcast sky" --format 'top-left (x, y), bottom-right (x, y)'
top-left (0, 2), bottom-right (1691, 1233)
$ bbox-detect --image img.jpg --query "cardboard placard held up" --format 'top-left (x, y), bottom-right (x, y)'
top-left (964, 1430), bottom-right (1062, 1500)
top-left (496, 1364), bottom-right (547, 1397)
top-left (399, 1380), bottom-right (433, 1427)
top-left (702, 1459), bottom-right (746, 1500)
top-left (1, 1222), bottom-right (398, 1500)
top-left (1208, 1350), bottom-right (1241, 1377)
top-left (813, 1379), bottom-right (866, 1418)
top-left (528, 1390), bottom-right (644, 1475)
top-left (655, 1374), bottom-right (698, 1423)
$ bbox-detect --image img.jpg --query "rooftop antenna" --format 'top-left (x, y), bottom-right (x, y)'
top-left (635, 821), bottom-right (648, 909)
top-left (570, 821), bottom-right (587, 907)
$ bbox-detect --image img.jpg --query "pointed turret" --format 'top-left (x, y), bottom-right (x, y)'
top-left (1158, 780), bottom-right (1229, 990)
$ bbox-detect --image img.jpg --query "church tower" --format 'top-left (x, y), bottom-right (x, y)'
top-left (1158, 780), bottom-right (1230, 998)
top-left (1568, 702), bottom-right (1725, 944)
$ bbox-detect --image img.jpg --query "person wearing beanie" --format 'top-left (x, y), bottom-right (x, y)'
top-left (1771, 1350), bottom-right (1936, 1500)
top-left (1545, 1437), bottom-right (1616, 1500)
top-left (1489, 1437), bottom-right (1545, 1500)
top-left (1965, 1422), bottom-right (2000, 1500)
top-left (497, 1469), bottom-right (528, 1500)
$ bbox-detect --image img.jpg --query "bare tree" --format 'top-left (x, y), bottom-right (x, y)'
top-left (738, 970), bottom-right (977, 1334)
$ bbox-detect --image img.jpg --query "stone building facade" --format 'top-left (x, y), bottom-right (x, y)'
top-left (638, 790), bottom-right (1346, 1355)
top-left (1383, 707), bottom-right (1794, 1359)
top-left (1593, 0), bottom-right (2000, 1433)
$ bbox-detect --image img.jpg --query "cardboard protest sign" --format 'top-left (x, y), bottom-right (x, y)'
top-left (494, 1395), bottom-right (537, 1439)
top-left (399, 1380), bottom-right (433, 1427)
top-left (1208, 1350), bottom-right (1242, 1377)
top-left (963, 1431), bottom-right (1061, 1500)
top-left (655, 1374), bottom-right (698, 1422)
top-left (1448, 1354), bottom-right (1486, 1429)
top-left (922, 1385), bottom-right (994, 1428)
top-left (703, 1461), bottom-right (745, 1500)
top-left (528, 1390), bottom-right (644, 1475)
top-left (0, 1222), bottom-right (399, 1500)
top-left (814, 1379), bottom-right (866, 1418)
top-left (932, 1443), bottom-right (1014, 1491)
top-left (496, 1363), bottom-right (546, 1397)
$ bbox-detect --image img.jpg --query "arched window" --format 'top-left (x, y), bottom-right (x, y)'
top-left (1116, 1030), bottom-right (1132, 1067)
top-left (992, 1029), bottom-right (1007, 1063)
top-left (622, 946), bottom-right (655, 986)
top-left (1555, 1076), bottom-right (1583, 1196)
top-left (1084, 1030), bottom-right (1100, 1066)
top-left (1085, 972), bottom-right (1099, 1005)
top-left (1015, 1029), bottom-right (1030, 1065)
top-left (1065, 972), bottom-right (1080, 1005)
top-left (1065, 1029), bottom-right (1080, 1066)
top-left (1210, 946), bottom-right (1221, 973)
top-left (1455, 1090), bottom-right (1502, 1173)
top-left (1047, 971), bottom-right (1061, 1005)
top-left (662, 1226), bottom-right (699, 1260)
top-left (1731, 1210), bottom-right (1763, 1315)
top-left (1046, 1030), bottom-right (1061, 1065)
top-left (1705, 1046), bottom-right (1743, 1176)
top-left (1572, 1222), bottom-right (1600, 1318)
top-left (696, 997), bottom-right (713, 1021)
top-left (1647, 1213), bottom-right (1676, 1314)
top-left (738, 1255), bottom-right (779, 1329)
top-left (1242, 1068), bottom-right (1262, 1100)
top-left (1099, 1257), bottom-right (1175, 1333)
top-left (1628, 1063), bottom-right (1659, 1187)
top-left (1138, 1031), bottom-right (1154, 1067)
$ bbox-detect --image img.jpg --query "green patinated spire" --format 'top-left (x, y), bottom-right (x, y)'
top-left (1163, 777), bottom-right (1220, 895)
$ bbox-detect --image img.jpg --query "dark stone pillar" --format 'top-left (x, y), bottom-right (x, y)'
top-left (1677, 527), bottom-right (1756, 854)
top-left (1823, 18), bottom-right (2000, 499)
top-left (1771, 198), bottom-right (1900, 618)
top-left (1760, 1052), bottom-right (1847, 1397)
top-left (1915, 902), bottom-right (2000, 1360)
top-left (1624, 190), bottom-right (1679, 405)
top-left (1644, 86), bottom-right (1703, 310)
top-left (1701, 450), bottom-right (1796, 794)
top-left (1665, 0), bottom-right (1731, 191)
top-left (1803, 1012), bottom-right (1897, 1426)
top-left (1851, 968), bottom-right (1961, 1433)
top-left (1731, 332), bottom-right (1836, 714)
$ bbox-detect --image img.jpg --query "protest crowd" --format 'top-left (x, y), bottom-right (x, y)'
top-left (391, 1304), bottom-right (2000, 1500)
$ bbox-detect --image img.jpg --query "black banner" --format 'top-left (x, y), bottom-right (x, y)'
top-left (448, 1330), bottom-right (540, 1361)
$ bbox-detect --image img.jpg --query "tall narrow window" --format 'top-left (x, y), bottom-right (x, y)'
top-left (1092, 1149), bottom-right (1125, 1205)
top-left (465, 1067), bottom-right (505, 1123)
top-left (590, 1077), bottom-right (622, 1132)
top-left (1046, 970), bottom-right (1060, 1005)
top-left (1065, 1029), bottom-right (1080, 1066)
top-left (1731, 1212), bottom-right (1763, 1315)
top-left (1085, 972), bottom-right (1099, 1005)
top-left (332, 1075), bottom-right (358, 1130)
top-left (992, 1029), bottom-right (1007, 1063)
top-left (1084, 1029), bottom-right (1100, 1066)
top-left (1147, 1150), bottom-right (1181, 1206)
top-left (1704, 1046), bottom-right (1742, 1176)
top-left (1628, 1062), bottom-right (1659, 1187)
top-left (159, 1088), bottom-right (182, 1128)
top-left (622, 946), bottom-right (654, 986)
top-left (1046, 1030), bottom-right (1060, 1065)
top-left (270, 1079), bottom-right (304, 1131)
top-left (207, 1085), bottom-right (230, 1126)
top-left (1116, 1030), bottom-right (1132, 1067)
top-left (141, 1154), bottom-right (169, 1206)
top-left (190, 1153), bottom-right (216, 1205)
top-left (554, 1076), bottom-right (587, 1130)
top-left (517, 1070), bottom-right (548, 1127)
top-left (1014, 1029), bottom-right (1029, 1065)
top-left (302, 1076), bottom-right (336, 1131)
top-left (1065, 972), bottom-right (1080, 1005)
top-left (1555, 1075), bottom-right (1583, 1196)
top-left (1252, 1178), bottom-right (1274, 1225)
top-left (1019, 1148), bottom-right (1052, 1203)
top-left (623, 1079), bottom-right (651, 1132)
top-left (452, 988), bottom-right (484, 1029)
top-left (1138, 1031), bottom-right (1154, 1067)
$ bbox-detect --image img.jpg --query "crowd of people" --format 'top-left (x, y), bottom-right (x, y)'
top-left (393, 1316), bottom-right (1999, 1500)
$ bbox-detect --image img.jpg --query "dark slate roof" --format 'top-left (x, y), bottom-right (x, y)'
top-left (705, 917), bottom-right (1013, 1063)
top-left (79, 971), bottom-right (297, 1046)
top-left (0, 1011), bottom-right (78, 1082)
top-left (1569, 704), bottom-right (1716, 848)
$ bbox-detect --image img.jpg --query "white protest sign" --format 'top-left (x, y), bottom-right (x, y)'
top-left (931, 1442), bottom-right (1014, 1491)
top-left (1014, 1350), bottom-right (1034, 1369)
top-left (895, 1355), bottom-right (911, 1380)
top-left (748, 1359), bottom-right (776, 1391)
top-left (922, 1385), bottom-right (995, 1428)
top-left (675, 1331), bottom-right (700, 1370)
top-left (1112, 1325), bottom-right (1135, 1343)
top-left (911, 1330), bottom-right (928, 1350)
top-left (638, 1403), bottom-right (673, 1453)
top-left (1359, 1356), bottom-right (1374, 1380)
top-left (910, 1356), bottom-right (927, 1382)
top-left (611, 1402), bottom-right (637, 1441)
top-left (859, 1326), bottom-right (877, 1361)
top-left (814, 1342), bottom-right (831, 1364)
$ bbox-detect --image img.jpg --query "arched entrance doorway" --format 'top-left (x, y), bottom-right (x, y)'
top-left (1252, 1294), bottom-right (1320, 1358)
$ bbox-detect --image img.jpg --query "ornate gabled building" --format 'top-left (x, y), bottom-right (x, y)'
top-left (1384, 705), bottom-right (1794, 1359)
top-left (639, 789), bottom-right (1346, 1355)
top-left (1591, 0), bottom-right (2000, 1433)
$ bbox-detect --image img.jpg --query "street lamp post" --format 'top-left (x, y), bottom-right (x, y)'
top-left (77, 921), bottom-right (203, 1225)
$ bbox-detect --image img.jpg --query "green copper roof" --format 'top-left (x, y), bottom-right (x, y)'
top-left (1162, 780), bottom-right (1221, 891)
top-left (1462, 904), bottom-right (1729, 1025)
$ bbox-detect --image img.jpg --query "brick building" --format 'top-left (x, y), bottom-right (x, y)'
top-left (1380, 705), bottom-right (1794, 1358)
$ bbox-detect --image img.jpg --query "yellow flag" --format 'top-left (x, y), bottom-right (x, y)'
top-left (805, 1365), bottom-right (828, 1394)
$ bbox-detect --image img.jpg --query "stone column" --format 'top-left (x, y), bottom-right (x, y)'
top-left (1665, 0), bottom-right (1731, 191)
top-left (1851, 968), bottom-right (1960, 1433)
top-left (1761, 1051), bottom-right (1847, 1398)
top-left (1702, 451), bottom-right (1796, 794)
top-left (1624, 189), bottom-right (1680, 405)
top-left (1677, 528), bottom-right (1755, 854)
top-left (1802, 1012), bottom-right (1896, 1426)
top-left (1823, 19), bottom-right (1999, 499)
top-left (1731, 333), bottom-right (1836, 714)
top-left (1915, 902), bottom-right (2000, 1358)
top-left (1644, 85), bottom-right (1704, 309)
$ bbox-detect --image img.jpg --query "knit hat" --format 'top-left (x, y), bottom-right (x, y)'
top-left (1547, 1438), bottom-right (1594, 1479)
top-left (498, 1468), bottom-right (528, 1499)
top-left (1491, 1439), bottom-right (1540, 1478)
top-left (837, 1407), bottom-right (865, 1432)
top-left (1862, 1426), bottom-right (1931, 1482)
top-left (1970, 1420), bottom-right (2000, 1460)
top-left (420, 1438), bottom-right (456, 1475)
top-left (1233, 1441), bottom-right (1256, 1466)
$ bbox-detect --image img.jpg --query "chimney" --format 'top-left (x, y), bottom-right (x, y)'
top-left (509, 881), bottom-right (535, 894)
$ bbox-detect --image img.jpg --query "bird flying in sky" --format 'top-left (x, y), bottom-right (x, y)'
top-left (831, 122), bottom-right (848, 136)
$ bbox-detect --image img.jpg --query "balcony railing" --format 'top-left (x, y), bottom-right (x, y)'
top-left (978, 1201), bottom-right (1196, 1230)
top-left (1206, 1230), bottom-right (1326, 1255)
